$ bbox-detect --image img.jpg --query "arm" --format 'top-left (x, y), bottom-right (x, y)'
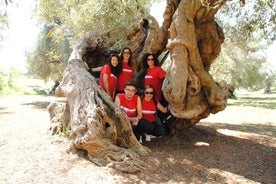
top-left (91, 66), bottom-right (103, 72)
top-left (157, 102), bottom-right (168, 113)
top-left (136, 96), bottom-right (142, 120)
top-left (103, 73), bottom-right (111, 96)
top-left (159, 67), bottom-right (166, 79)
top-left (131, 96), bottom-right (142, 126)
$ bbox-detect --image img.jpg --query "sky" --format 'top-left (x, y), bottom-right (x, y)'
top-left (0, 0), bottom-right (38, 72)
top-left (0, 1), bottom-right (275, 72)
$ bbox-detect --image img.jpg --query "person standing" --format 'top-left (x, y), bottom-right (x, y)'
top-left (114, 81), bottom-right (150, 142)
top-left (99, 54), bottom-right (122, 100)
top-left (141, 52), bottom-right (166, 102)
top-left (117, 47), bottom-right (134, 93)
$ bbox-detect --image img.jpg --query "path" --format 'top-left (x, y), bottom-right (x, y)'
top-left (0, 95), bottom-right (123, 184)
top-left (0, 95), bottom-right (275, 184)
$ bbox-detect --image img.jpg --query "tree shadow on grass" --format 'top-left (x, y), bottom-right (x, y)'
top-left (135, 125), bottom-right (275, 184)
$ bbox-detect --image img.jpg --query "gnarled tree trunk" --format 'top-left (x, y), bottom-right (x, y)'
top-left (49, 0), bottom-right (231, 172)
top-left (162, 0), bottom-right (228, 129)
top-left (55, 58), bottom-right (150, 173)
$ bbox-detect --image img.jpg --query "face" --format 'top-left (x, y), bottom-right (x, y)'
top-left (122, 49), bottom-right (131, 61)
top-left (124, 85), bottom-right (137, 99)
top-left (111, 56), bottom-right (119, 67)
top-left (144, 88), bottom-right (154, 101)
top-left (147, 55), bottom-right (155, 68)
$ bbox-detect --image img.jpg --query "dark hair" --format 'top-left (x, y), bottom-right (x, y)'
top-left (141, 52), bottom-right (159, 69)
top-left (125, 81), bottom-right (137, 89)
top-left (120, 47), bottom-right (133, 67)
top-left (108, 54), bottom-right (122, 77)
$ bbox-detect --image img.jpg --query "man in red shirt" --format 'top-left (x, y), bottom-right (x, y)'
top-left (115, 81), bottom-right (150, 142)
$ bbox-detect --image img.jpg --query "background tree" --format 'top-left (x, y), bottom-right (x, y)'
top-left (211, 0), bottom-right (276, 90)
top-left (27, 0), bottom-right (154, 81)
top-left (0, 0), bottom-right (12, 48)
top-left (27, 23), bottom-right (70, 81)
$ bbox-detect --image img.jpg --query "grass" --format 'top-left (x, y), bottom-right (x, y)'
top-left (0, 75), bottom-right (54, 96)
top-left (228, 89), bottom-right (276, 109)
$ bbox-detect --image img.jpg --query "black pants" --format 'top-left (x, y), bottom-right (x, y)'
top-left (133, 118), bottom-right (164, 140)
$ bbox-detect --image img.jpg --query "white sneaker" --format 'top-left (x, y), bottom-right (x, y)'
top-left (145, 134), bottom-right (151, 141)
top-left (139, 136), bottom-right (143, 143)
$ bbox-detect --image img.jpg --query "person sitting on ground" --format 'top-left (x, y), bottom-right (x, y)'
top-left (99, 54), bottom-right (122, 100)
top-left (140, 85), bottom-right (168, 141)
top-left (114, 81), bottom-right (149, 142)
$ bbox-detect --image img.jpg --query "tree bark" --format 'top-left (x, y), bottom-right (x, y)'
top-left (49, 0), bottom-right (230, 173)
top-left (55, 57), bottom-right (150, 173)
top-left (162, 0), bottom-right (228, 128)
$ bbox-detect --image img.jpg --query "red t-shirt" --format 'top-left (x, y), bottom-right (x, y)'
top-left (144, 66), bottom-right (166, 102)
top-left (117, 61), bottom-right (133, 91)
top-left (142, 98), bottom-right (156, 122)
top-left (99, 64), bottom-right (117, 96)
top-left (117, 93), bottom-right (138, 118)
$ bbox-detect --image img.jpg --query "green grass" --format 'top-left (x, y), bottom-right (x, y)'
top-left (228, 90), bottom-right (276, 109)
top-left (0, 73), bottom-right (54, 96)
top-left (0, 85), bottom-right (39, 95)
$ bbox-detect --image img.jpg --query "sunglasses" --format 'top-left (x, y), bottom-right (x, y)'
top-left (144, 91), bottom-right (154, 95)
top-left (147, 58), bottom-right (154, 61)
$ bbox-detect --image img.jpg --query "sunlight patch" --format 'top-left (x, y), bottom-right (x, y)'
top-left (207, 168), bottom-right (259, 183)
top-left (194, 142), bottom-right (210, 146)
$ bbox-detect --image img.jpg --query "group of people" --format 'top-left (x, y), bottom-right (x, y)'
top-left (88, 47), bottom-right (170, 143)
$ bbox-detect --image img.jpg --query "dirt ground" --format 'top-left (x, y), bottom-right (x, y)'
top-left (0, 94), bottom-right (275, 184)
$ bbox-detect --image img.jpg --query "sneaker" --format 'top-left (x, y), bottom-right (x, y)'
top-left (145, 134), bottom-right (151, 141)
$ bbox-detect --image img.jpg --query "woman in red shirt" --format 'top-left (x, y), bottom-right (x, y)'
top-left (117, 47), bottom-right (135, 93)
top-left (140, 85), bottom-right (168, 141)
top-left (99, 54), bottom-right (122, 100)
top-left (141, 53), bottom-right (166, 102)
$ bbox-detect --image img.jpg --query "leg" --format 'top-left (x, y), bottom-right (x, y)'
top-left (151, 122), bottom-right (164, 137)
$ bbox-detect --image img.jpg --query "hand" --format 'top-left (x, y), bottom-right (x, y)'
top-left (130, 117), bottom-right (139, 126)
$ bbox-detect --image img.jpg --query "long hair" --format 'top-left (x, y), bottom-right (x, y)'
top-left (134, 53), bottom-right (159, 90)
top-left (119, 47), bottom-right (133, 66)
top-left (109, 54), bottom-right (122, 77)
top-left (141, 52), bottom-right (159, 69)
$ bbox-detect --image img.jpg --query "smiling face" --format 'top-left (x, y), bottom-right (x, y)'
top-left (147, 55), bottom-right (155, 68)
top-left (144, 87), bottom-right (155, 101)
top-left (122, 49), bottom-right (131, 62)
top-left (111, 56), bottom-right (119, 67)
